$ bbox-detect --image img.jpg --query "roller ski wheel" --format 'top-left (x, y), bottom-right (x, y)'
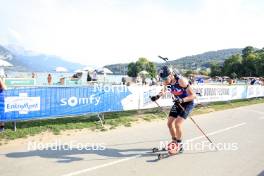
top-left (152, 147), bottom-right (166, 153)
top-left (152, 148), bottom-right (159, 153)
top-left (157, 153), bottom-right (163, 160)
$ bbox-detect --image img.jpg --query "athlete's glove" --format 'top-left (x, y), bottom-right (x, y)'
top-left (150, 95), bottom-right (160, 101)
top-left (173, 97), bottom-right (184, 104)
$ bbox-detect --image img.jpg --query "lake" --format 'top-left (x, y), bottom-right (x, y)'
top-left (5, 71), bottom-right (126, 86)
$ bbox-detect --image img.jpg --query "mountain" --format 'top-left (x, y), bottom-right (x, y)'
top-left (0, 44), bottom-right (84, 72)
top-left (0, 44), bottom-right (243, 73)
top-left (0, 45), bottom-right (14, 61)
top-left (105, 48), bottom-right (243, 74)
top-left (168, 48), bottom-right (243, 70)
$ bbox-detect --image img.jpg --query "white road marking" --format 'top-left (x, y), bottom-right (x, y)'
top-left (186, 122), bottom-right (246, 142)
top-left (61, 155), bottom-right (141, 176)
top-left (61, 122), bottom-right (246, 176)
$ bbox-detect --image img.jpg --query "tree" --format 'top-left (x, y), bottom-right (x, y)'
top-left (146, 62), bottom-right (156, 78)
top-left (127, 58), bottom-right (157, 78)
top-left (222, 54), bottom-right (242, 77)
top-left (242, 46), bottom-right (254, 58)
top-left (255, 49), bottom-right (264, 76)
top-left (209, 62), bottom-right (222, 77)
top-left (127, 62), bottom-right (137, 77)
top-left (255, 58), bottom-right (264, 76)
top-left (221, 46), bottom-right (264, 77)
top-left (184, 70), bottom-right (193, 77)
top-left (199, 70), bottom-right (209, 76)
top-left (242, 52), bottom-right (257, 77)
top-left (230, 72), bottom-right (237, 79)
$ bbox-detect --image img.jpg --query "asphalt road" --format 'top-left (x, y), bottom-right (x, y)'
top-left (1, 103), bottom-right (264, 176)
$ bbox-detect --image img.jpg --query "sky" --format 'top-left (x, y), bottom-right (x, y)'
top-left (0, 0), bottom-right (263, 67)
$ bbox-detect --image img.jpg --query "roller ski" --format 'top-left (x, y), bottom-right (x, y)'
top-left (151, 147), bottom-right (166, 153)
top-left (152, 141), bottom-right (183, 160)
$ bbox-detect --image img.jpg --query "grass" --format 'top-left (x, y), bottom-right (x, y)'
top-left (0, 98), bottom-right (263, 143)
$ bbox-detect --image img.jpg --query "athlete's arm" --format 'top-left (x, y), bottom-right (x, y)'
top-left (158, 83), bottom-right (168, 96)
top-left (150, 83), bottom-right (167, 101)
top-left (178, 77), bottom-right (196, 102)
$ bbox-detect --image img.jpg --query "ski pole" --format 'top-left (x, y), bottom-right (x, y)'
top-left (153, 99), bottom-right (218, 151)
top-left (150, 96), bottom-right (168, 117)
top-left (188, 116), bottom-right (216, 147)
top-left (175, 102), bottom-right (218, 150)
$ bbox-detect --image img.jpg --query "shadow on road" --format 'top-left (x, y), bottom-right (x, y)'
top-left (5, 146), bottom-right (151, 163)
top-left (6, 144), bottom-right (219, 163)
top-left (146, 150), bottom-right (218, 162)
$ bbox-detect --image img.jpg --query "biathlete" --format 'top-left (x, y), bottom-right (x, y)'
top-left (150, 66), bottom-right (196, 153)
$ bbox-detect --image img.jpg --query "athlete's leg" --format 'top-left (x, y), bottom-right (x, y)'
top-left (175, 116), bottom-right (185, 141)
top-left (175, 102), bottom-right (195, 140)
top-left (167, 116), bottom-right (176, 140)
top-left (168, 104), bottom-right (179, 141)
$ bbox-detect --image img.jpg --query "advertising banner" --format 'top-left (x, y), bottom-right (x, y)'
top-left (0, 84), bottom-right (264, 122)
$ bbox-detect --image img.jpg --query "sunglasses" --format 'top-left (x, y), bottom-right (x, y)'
top-left (162, 76), bottom-right (170, 81)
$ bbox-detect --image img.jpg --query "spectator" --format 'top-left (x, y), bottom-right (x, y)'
top-left (250, 78), bottom-right (256, 85)
top-left (59, 77), bottom-right (65, 85)
top-left (92, 71), bottom-right (97, 81)
top-left (142, 76), bottom-right (147, 85)
top-left (47, 73), bottom-right (52, 85)
top-left (228, 79), bottom-right (234, 85)
top-left (0, 78), bottom-right (6, 132)
top-left (261, 77), bottom-right (264, 86)
top-left (121, 77), bottom-right (126, 85)
top-left (87, 72), bottom-right (92, 82)
top-left (32, 72), bottom-right (36, 78)
top-left (196, 77), bottom-right (204, 84)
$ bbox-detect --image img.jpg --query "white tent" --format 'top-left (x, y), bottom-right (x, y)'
top-left (96, 67), bottom-right (113, 74)
top-left (82, 66), bottom-right (95, 72)
top-left (95, 67), bottom-right (113, 82)
top-left (55, 66), bottom-right (68, 72)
